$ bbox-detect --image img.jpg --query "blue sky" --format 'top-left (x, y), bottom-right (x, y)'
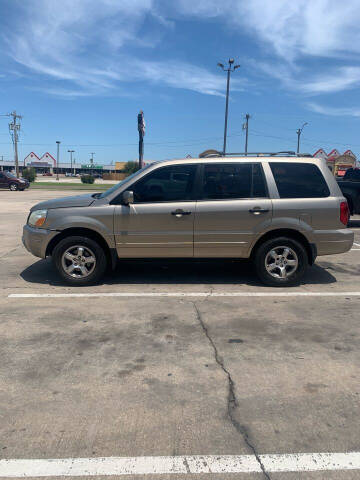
top-left (1, 0), bottom-right (360, 165)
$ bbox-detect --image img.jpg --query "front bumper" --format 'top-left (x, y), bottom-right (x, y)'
top-left (22, 224), bottom-right (58, 258)
top-left (314, 228), bottom-right (354, 256)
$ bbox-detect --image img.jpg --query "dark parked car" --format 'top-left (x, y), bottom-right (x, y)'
top-left (343, 167), bottom-right (360, 181)
top-left (0, 171), bottom-right (29, 191)
top-left (337, 169), bottom-right (360, 215)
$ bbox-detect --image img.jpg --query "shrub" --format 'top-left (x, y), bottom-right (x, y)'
top-left (123, 161), bottom-right (140, 175)
top-left (81, 174), bottom-right (95, 184)
top-left (22, 167), bottom-right (36, 182)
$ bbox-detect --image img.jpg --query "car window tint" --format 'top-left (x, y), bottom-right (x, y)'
top-left (270, 162), bottom-right (330, 198)
top-left (133, 165), bottom-right (196, 203)
top-left (202, 163), bottom-right (267, 200)
top-left (252, 163), bottom-right (267, 197)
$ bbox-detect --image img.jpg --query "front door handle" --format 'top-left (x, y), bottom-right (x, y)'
top-left (249, 207), bottom-right (269, 215)
top-left (171, 209), bottom-right (192, 217)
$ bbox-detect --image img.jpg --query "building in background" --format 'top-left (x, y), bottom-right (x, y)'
top-left (0, 153), bottom-right (157, 175)
top-left (115, 161), bottom-right (127, 171)
top-left (23, 152), bottom-right (55, 174)
top-left (23, 152), bottom-right (40, 166)
top-left (313, 149), bottom-right (357, 177)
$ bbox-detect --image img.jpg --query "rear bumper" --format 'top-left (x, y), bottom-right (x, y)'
top-left (314, 228), bottom-right (354, 256)
top-left (22, 224), bottom-right (58, 258)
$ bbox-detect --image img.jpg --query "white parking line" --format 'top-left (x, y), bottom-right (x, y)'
top-left (1, 452), bottom-right (360, 477)
top-left (8, 291), bottom-right (360, 298)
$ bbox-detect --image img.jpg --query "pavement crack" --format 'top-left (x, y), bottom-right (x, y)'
top-left (192, 301), bottom-right (271, 480)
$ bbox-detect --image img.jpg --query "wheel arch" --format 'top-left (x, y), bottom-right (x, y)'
top-left (250, 228), bottom-right (315, 265)
top-left (46, 227), bottom-right (117, 269)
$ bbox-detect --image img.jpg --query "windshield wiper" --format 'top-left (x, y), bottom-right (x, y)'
top-left (92, 193), bottom-right (101, 199)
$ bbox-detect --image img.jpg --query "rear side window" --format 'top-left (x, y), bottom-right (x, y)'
top-left (201, 163), bottom-right (267, 200)
top-left (270, 162), bottom-right (330, 198)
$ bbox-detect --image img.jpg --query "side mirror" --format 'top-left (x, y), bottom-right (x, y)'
top-left (122, 190), bottom-right (134, 205)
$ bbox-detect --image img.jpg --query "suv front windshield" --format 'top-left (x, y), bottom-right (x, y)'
top-left (5, 171), bottom-right (17, 179)
top-left (98, 164), bottom-right (154, 199)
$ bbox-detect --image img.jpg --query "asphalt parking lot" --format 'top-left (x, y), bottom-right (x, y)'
top-left (1, 189), bottom-right (360, 479)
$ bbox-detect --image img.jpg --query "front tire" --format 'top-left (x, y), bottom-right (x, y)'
top-left (254, 237), bottom-right (308, 287)
top-left (52, 236), bottom-right (107, 285)
top-left (9, 183), bottom-right (18, 191)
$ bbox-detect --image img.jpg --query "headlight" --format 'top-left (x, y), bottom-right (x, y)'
top-left (28, 209), bottom-right (48, 228)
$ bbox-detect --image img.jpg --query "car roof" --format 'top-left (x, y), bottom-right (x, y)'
top-left (149, 156), bottom-right (324, 167)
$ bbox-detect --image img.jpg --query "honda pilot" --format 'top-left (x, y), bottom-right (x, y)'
top-left (22, 155), bottom-right (354, 287)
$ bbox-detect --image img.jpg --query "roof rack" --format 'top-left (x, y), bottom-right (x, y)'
top-left (201, 151), bottom-right (313, 158)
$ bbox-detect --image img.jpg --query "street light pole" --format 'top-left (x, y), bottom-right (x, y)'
top-left (56, 141), bottom-right (60, 181)
top-left (218, 59), bottom-right (240, 156)
top-left (68, 150), bottom-right (75, 175)
top-left (296, 122), bottom-right (308, 154)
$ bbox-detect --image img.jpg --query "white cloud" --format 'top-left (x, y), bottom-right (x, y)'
top-left (172, 0), bottom-right (360, 95)
top-left (299, 67), bottom-right (360, 94)
top-left (307, 102), bottom-right (360, 117)
top-left (174, 0), bottom-right (360, 60)
top-left (3, 0), bottom-right (360, 97)
top-left (254, 62), bottom-right (360, 95)
top-left (3, 0), bottom-right (236, 97)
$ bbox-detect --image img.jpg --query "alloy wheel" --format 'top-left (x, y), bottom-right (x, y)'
top-left (61, 245), bottom-right (96, 278)
top-left (265, 246), bottom-right (298, 279)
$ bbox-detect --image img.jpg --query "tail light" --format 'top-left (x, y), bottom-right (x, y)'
top-left (340, 201), bottom-right (349, 226)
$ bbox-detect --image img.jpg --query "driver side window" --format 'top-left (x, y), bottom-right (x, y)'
top-left (132, 165), bottom-right (197, 203)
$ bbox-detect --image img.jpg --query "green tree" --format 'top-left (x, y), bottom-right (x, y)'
top-left (22, 167), bottom-right (36, 182)
top-left (81, 174), bottom-right (95, 184)
top-left (123, 161), bottom-right (140, 175)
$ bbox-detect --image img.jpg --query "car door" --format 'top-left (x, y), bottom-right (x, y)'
top-left (0, 172), bottom-right (7, 188)
top-left (114, 164), bottom-right (198, 257)
top-left (194, 162), bottom-right (272, 257)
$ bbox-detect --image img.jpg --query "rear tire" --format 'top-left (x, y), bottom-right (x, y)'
top-left (52, 235), bottom-right (107, 286)
top-left (9, 183), bottom-right (18, 191)
top-left (254, 237), bottom-right (308, 287)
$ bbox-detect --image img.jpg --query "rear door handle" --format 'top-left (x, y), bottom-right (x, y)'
top-left (249, 208), bottom-right (269, 215)
top-left (171, 209), bottom-right (192, 217)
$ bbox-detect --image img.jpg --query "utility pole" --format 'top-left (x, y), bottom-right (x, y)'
top-left (138, 110), bottom-right (145, 168)
top-left (90, 152), bottom-right (95, 165)
top-left (8, 111), bottom-right (22, 177)
top-left (217, 59), bottom-right (240, 156)
top-left (56, 141), bottom-right (61, 181)
top-left (67, 150), bottom-right (75, 175)
top-left (243, 113), bottom-right (250, 155)
top-left (296, 122), bottom-right (308, 154)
